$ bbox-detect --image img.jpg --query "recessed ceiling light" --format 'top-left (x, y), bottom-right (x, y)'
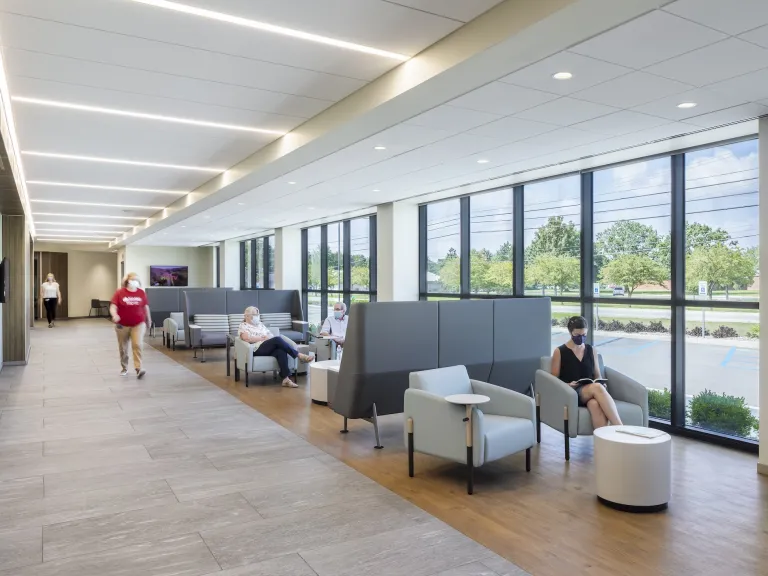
top-left (26, 181), bottom-right (186, 195)
top-left (374, 146), bottom-right (387, 150)
top-left (237, 202), bottom-right (245, 206)
top-left (373, 189), bottom-right (381, 192)
top-left (677, 102), bottom-right (697, 109)
top-left (34, 221), bottom-right (132, 228)
top-left (288, 181), bottom-right (296, 185)
top-left (552, 72), bottom-right (573, 80)
top-left (14, 97), bottom-right (284, 135)
top-left (22, 151), bottom-right (224, 172)
top-left (31, 199), bottom-right (161, 209)
top-left (203, 215), bottom-right (211, 219)
top-left (33, 212), bottom-right (145, 220)
top-left (307, 206), bottom-right (316, 210)
top-left (477, 159), bottom-right (490, 164)
top-left (181, 225), bottom-right (187, 228)
top-left (127, 0), bottom-right (409, 60)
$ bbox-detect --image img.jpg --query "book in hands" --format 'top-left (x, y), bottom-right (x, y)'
top-left (575, 378), bottom-right (608, 386)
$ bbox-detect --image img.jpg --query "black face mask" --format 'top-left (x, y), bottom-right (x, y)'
top-left (571, 334), bottom-right (586, 345)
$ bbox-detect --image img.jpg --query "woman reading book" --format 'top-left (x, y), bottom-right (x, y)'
top-left (550, 316), bottom-right (623, 428)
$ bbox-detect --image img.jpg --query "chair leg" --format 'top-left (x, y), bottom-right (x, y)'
top-left (467, 446), bottom-right (474, 495)
top-left (526, 447), bottom-right (531, 472)
top-left (340, 417), bottom-right (348, 434)
top-left (564, 406), bottom-right (570, 462)
top-left (407, 418), bottom-right (414, 478)
top-left (245, 368), bottom-right (249, 388)
top-left (234, 366), bottom-right (240, 382)
top-left (201, 349), bottom-right (206, 363)
top-left (193, 349), bottom-right (197, 359)
top-left (372, 403), bottom-right (383, 449)
top-left (536, 393), bottom-right (541, 444)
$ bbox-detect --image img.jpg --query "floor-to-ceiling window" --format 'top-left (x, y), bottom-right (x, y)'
top-left (239, 234), bottom-right (275, 290)
top-left (302, 216), bottom-right (377, 331)
top-left (418, 136), bottom-right (759, 450)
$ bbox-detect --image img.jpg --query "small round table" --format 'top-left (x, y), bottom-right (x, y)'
top-left (309, 360), bottom-right (340, 405)
top-left (445, 394), bottom-right (490, 495)
top-left (594, 425), bottom-right (672, 512)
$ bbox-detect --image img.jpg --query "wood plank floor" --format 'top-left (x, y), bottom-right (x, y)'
top-left (0, 320), bottom-right (525, 576)
top-left (152, 337), bottom-right (768, 576)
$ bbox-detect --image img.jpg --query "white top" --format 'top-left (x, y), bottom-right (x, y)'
top-left (238, 321), bottom-right (273, 350)
top-left (41, 282), bottom-right (59, 299)
top-left (445, 394), bottom-right (490, 406)
top-left (594, 425), bottom-right (670, 445)
top-left (320, 315), bottom-right (348, 339)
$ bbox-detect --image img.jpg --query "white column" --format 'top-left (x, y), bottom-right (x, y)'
top-left (377, 201), bottom-right (419, 302)
top-left (220, 239), bottom-right (241, 289)
top-left (759, 117), bottom-right (768, 474)
top-left (274, 227), bottom-right (302, 291)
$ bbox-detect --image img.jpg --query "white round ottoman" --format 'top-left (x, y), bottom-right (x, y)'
top-left (594, 425), bottom-right (671, 512)
top-left (309, 360), bottom-right (340, 405)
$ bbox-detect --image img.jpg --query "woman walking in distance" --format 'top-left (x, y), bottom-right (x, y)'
top-left (110, 272), bottom-right (151, 378)
top-left (40, 272), bottom-right (62, 328)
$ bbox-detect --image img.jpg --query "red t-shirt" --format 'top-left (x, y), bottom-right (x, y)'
top-left (110, 287), bottom-right (148, 327)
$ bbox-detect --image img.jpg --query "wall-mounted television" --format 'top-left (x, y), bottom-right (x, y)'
top-left (149, 265), bottom-right (188, 287)
top-left (0, 257), bottom-right (8, 303)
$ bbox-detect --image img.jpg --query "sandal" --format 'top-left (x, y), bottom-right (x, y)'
top-left (298, 352), bottom-right (315, 363)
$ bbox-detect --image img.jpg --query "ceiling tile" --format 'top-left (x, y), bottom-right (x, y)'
top-left (376, 0), bottom-right (504, 22)
top-left (706, 68), bottom-right (768, 103)
top-left (632, 88), bottom-right (748, 121)
top-left (739, 24), bottom-right (768, 48)
top-left (645, 38), bottom-right (768, 87)
top-left (449, 82), bottom-right (558, 116)
top-left (573, 71), bottom-right (692, 109)
top-left (570, 111), bottom-right (669, 137)
top-left (683, 103), bottom-right (768, 127)
top-left (466, 116), bottom-right (557, 141)
top-left (570, 10), bottom-right (727, 69)
top-left (514, 97), bottom-right (617, 126)
top-left (405, 105), bottom-right (501, 134)
top-left (520, 128), bottom-right (604, 153)
top-left (664, 0), bottom-right (768, 35)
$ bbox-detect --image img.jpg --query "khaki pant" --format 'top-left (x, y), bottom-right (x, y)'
top-left (116, 324), bottom-right (145, 371)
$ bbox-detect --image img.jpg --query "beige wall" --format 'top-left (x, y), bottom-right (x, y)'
top-left (35, 243), bottom-right (118, 318)
top-left (124, 245), bottom-right (215, 288)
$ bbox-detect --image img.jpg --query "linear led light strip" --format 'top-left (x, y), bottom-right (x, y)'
top-left (37, 238), bottom-right (110, 243)
top-left (13, 97), bottom-right (284, 135)
top-left (33, 212), bottom-right (145, 220)
top-left (129, 0), bottom-right (409, 60)
top-left (27, 181), bottom-right (186, 195)
top-left (22, 151), bottom-right (224, 172)
top-left (38, 234), bottom-right (116, 239)
top-left (35, 221), bottom-right (133, 228)
top-left (31, 199), bottom-right (162, 209)
top-left (37, 229), bottom-right (125, 234)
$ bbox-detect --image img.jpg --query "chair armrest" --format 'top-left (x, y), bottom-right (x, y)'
top-left (292, 320), bottom-right (309, 341)
top-left (470, 380), bottom-right (535, 423)
top-left (605, 366), bottom-right (649, 427)
top-left (404, 389), bottom-right (485, 467)
top-left (188, 324), bottom-right (202, 347)
top-left (535, 370), bottom-right (579, 437)
top-left (265, 325), bottom-right (280, 337)
top-left (234, 337), bottom-right (255, 370)
top-left (163, 317), bottom-right (179, 334)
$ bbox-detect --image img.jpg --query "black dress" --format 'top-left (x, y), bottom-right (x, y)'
top-left (557, 344), bottom-right (596, 406)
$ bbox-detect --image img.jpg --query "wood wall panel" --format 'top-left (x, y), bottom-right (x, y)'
top-left (39, 252), bottom-right (69, 319)
top-left (3, 215), bottom-right (30, 363)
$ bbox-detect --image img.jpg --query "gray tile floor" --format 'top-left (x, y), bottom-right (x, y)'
top-left (0, 321), bottom-right (528, 576)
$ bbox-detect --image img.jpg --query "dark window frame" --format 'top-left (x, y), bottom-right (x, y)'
top-left (239, 234), bottom-right (276, 290)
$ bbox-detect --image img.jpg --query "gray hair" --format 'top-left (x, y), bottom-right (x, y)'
top-left (333, 301), bottom-right (347, 313)
top-left (244, 306), bottom-right (260, 318)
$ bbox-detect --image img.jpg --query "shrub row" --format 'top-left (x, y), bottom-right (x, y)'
top-left (551, 316), bottom-right (751, 338)
top-left (648, 388), bottom-right (758, 437)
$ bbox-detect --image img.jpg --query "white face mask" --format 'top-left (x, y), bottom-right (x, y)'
top-left (128, 279), bottom-right (140, 288)
top-left (251, 315), bottom-right (260, 325)
top-left (47, 277), bottom-right (53, 282)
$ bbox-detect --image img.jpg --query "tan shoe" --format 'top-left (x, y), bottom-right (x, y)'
top-left (298, 352), bottom-right (315, 363)
top-left (282, 378), bottom-right (298, 388)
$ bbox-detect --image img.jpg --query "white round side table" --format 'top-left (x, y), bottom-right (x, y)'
top-left (445, 394), bottom-right (490, 495)
top-left (309, 360), bottom-right (340, 405)
top-left (594, 425), bottom-right (671, 512)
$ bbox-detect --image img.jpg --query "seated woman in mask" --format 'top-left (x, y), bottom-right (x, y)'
top-left (238, 306), bottom-right (314, 388)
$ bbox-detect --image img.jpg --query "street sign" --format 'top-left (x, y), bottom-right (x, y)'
top-left (593, 283), bottom-right (600, 297)
top-left (698, 281), bottom-right (707, 296)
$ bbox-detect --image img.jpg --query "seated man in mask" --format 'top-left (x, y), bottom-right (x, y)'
top-left (320, 301), bottom-right (348, 348)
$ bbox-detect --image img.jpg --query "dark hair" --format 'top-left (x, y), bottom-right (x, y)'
top-left (567, 316), bottom-right (587, 333)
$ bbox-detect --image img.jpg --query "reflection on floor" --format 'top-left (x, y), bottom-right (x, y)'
top-left (0, 320), bottom-right (524, 576)
top-left (154, 334), bottom-right (768, 576)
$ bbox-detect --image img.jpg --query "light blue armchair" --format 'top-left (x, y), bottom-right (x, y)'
top-left (404, 365), bottom-right (536, 495)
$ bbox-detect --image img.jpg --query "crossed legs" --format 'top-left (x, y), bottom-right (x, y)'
top-left (580, 384), bottom-right (622, 427)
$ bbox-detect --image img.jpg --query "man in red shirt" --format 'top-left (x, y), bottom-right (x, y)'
top-left (110, 272), bottom-right (152, 378)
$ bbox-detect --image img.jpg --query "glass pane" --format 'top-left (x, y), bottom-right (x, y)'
top-left (550, 300), bottom-right (582, 352)
top-left (268, 235), bottom-right (275, 288)
top-left (254, 237), bottom-right (264, 289)
top-left (427, 200), bottom-right (461, 294)
top-left (243, 241), bottom-right (251, 289)
top-left (350, 218), bottom-right (370, 292)
top-left (524, 176), bottom-right (580, 297)
top-left (307, 292), bottom-right (322, 331)
top-left (470, 189), bottom-right (513, 295)
top-left (594, 158), bottom-right (671, 299)
top-left (307, 227), bottom-right (322, 291)
top-left (327, 223), bottom-right (344, 291)
top-left (350, 294), bottom-right (369, 306)
top-left (592, 303), bottom-right (672, 422)
top-left (684, 306), bottom-right (758, 439)
top-left (327, 293), bottom-right (343, 322)
top-left (685, 140), bottom-right (759, 302)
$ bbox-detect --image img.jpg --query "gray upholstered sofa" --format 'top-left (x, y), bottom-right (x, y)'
top-left (146, 287), bottom-right (231, 338)
top-left (327, 298), bottom-right (551, 448)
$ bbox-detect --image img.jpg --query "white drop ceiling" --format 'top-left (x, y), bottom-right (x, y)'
top-left (1, 0), bottom-right (767, 248)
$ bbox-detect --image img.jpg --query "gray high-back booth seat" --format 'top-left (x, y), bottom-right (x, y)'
top-left (534, 355), bottom-right (648, 460)
top-left (146, 287), bottom-right (232, 335)
top-left (326, 298), bottom-right (550, 448)
top-left (182, 289), bottom-right (307, 361)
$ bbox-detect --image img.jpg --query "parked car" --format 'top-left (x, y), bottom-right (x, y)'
top-left (612, 286), bottom-right (625, 296)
